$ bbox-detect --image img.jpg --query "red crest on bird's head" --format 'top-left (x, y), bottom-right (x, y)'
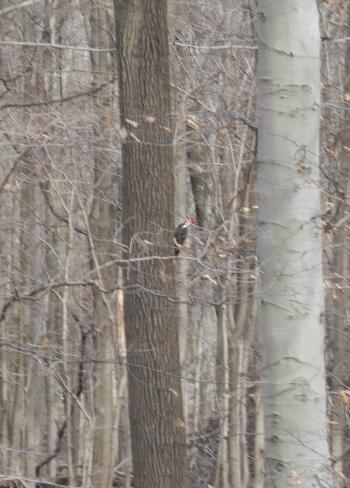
top-left (185, 216), bottom-right (197, 225)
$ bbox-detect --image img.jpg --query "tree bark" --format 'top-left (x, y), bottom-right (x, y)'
top-left (115, 1), bottom-right (187, 488)
top-left (89, 5), bottom-right (116, 488)
top-left (256, 1), bottom-right (331, 486)
top-left (329, 4), bottom-right (350, 479)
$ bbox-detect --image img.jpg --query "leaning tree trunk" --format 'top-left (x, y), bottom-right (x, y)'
top-left (114, 1), bottom-right (187, 488)
top-left (256, 1), bottom-right (331, 487)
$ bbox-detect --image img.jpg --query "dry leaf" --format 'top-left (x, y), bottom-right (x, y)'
top-left (175, 418), bottom-right (185, 429)
top-left (202, 274), bottom-right (217, 285)
top-left (294, 160), bottom-right (307, 172)
top-left (159, 125), bottom-right (172, 133)
top-left (130, 132), bottom-right (141, 143)
top-left (324, 147), bottom-right (337, 160)
top-left (216, 133), bottom-right (223, 144)
top-left (125, 118), bottom-right (139, 128)
top-left (119, 126), bottom-right (129, 143)
top-left (144, 115), bottom-right (156, 123)
top-left (3, 180), bottom-right (17, 190)
top-left (340, 390), bottom-right (350, 406)
top-left (242, 239), bottom-right (254, 246)
top-left (155, 261), bottom-right (165, 274)
top-left (41, 337), bottom-right (50, 349)
top-left (288, 471), bottom-right (301, 486)
top-left (186, 114), bottom-right (200, 130)
top-left (217, 250), bottom-right (227, 258)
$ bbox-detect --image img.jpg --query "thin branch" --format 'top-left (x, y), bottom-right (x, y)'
top-left (174, 37), bottom-right (349, 50)
top-left (35, 322), bottom-right (90, 476)
top-left (0, 476), bottom-right (76, 488)
top-left (0, 0), bottom-right (43, 16)
top-left (0, 79), bottom-right (113, 111)
top-left (0, 40), bottom-right (116, 52)
top-left (39, 181), bottom-right (88, 236)
top-left (0, 281), bottom-right (98, 324)
top-left (171, 83), bottom-right (257, 131)
top-left (174, 41), bottom-right (257, 50)
top-left (35, 422), bottom-right (67, 478)
top-left (0, 148), bottom-right (29, 193)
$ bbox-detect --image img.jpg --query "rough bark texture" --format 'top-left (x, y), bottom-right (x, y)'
top-left (115, 1), bottom-right (187, 488)
top-left (329, 4), bottom-right (350, 479)
top-left (256, 1), bottom-right (331, 487)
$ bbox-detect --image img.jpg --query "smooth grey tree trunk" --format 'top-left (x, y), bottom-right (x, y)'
top-left (256, 2), bottom-right (331, 487)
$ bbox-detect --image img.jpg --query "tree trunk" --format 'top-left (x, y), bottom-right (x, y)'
top-left (114, 1), bottom-right (187, 488)
top-left (89, 5), bottom-right (116, 488)
top-left (256, 1), bottom-right (331, 486)
top-left (329, 4), bottom-right (350, 480)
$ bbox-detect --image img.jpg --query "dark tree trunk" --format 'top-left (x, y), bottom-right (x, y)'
top-left (114, 1), bottom-right (187, 488)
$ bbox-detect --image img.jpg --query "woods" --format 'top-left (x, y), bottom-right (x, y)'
top-left (0, 0), bottom-right (349, 487)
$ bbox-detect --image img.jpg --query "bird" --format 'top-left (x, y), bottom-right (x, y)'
top-left (174, 216), bottom-right (196, 255)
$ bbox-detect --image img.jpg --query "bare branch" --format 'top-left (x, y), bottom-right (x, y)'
top-left (175, 41), bottom-right (257, 50)
top-left (0, 40), bottom-right (116, 52)
top-left (0, 79), bottom-right (113, 110)
top-left (0, 148), bottom-right (29, 193)
top-left (0, 0), bottom-right (44, 16)
top-left (39, 181), bottom-right (88, 236)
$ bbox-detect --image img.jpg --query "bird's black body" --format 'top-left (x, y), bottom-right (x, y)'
top-left (175, 221), bottom-right (190, 255)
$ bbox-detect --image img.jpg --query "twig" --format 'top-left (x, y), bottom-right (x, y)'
top-left (0, 148), bottom-right (29, 193)
top-left (0, 80), bottom-right (113, 111)
top-left (0, 40), bottom-right (116, 52)
top-left (0, 0), bottom-right (43, 16)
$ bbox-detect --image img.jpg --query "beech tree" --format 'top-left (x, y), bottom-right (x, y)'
top-left (114, 1), bottom-right (187, 488)
top-left (256, 1), bottom-right (332, 486)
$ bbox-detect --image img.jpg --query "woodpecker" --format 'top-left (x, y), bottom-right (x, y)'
top-left (174, 217), bottom-right (196, 255)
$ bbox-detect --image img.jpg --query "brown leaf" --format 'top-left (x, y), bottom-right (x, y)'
top-left (41, 337), bottom-right (50, 349)
top-left (288, 471), bottom-right (301, 486)
top-left (175, 418), bottom-right (185, 429)
top-left (130, 132), bottom-right (141, 143)
top-left (144, 115), bottom-right (156, 123)
top-left (159, 125), bottom-right (172, 133)
top-left (293, 160), bottom-right (307, 172)
top-left (202, 274), bottom-right (217, 285)
top-left (119, 126), bottom-right (129, 143)
top-left (186, 114), bottom-right (200, 130)
top-left (340, 390), bottom-right (350, 406)
top-left (155, 261), bottom-right (165, 274)
top-left (155, 261), bottom-right (167, 283)
top-left (324, 147), bottom-right (337, 160)
top-left (125, 118), bottom-right (139, 128)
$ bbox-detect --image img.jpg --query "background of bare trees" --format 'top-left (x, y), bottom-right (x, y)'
top-left (0, 0), bottom-right (349, 487)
